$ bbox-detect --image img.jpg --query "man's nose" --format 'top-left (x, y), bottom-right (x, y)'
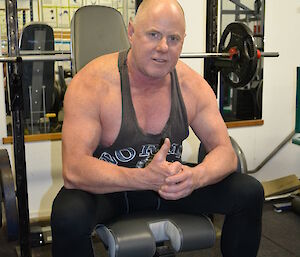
top-left (156, 37), bottom-right (168, 52)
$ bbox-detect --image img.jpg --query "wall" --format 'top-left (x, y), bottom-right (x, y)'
top-left (0, 0), bottom-right (299, 219)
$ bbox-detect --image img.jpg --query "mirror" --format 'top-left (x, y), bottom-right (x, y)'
top-left (219, 0), bottom-right (264, 122)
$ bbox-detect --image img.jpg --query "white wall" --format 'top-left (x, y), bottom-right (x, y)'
top-left (0, 0), bottom-right (299, 220)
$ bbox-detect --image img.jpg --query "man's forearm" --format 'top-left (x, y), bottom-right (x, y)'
top-left (194, 145), bottom-right (237, 187)
top-left (63, 155), bottom-right (148, 194)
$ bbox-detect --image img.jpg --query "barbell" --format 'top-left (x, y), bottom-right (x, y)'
top-left (0, 23), bottom-right (277, 89)
top-left (181, 22), bottom-right (279, 88)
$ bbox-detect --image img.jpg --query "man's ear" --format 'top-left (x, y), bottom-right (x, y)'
top-left (128, 19), bottom-right (134, 44)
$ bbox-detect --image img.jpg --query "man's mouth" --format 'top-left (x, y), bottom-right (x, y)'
top-left (153, 58), bottom-right (167, 63)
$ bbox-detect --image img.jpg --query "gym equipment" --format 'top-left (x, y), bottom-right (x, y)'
top-left (204, 0), bottom-right (218, 94)
top-left (181, 22), bottom-right (279, 88)
top-left (0, 53), bottom-right (70, 62)
top-left (96, 212), bottom-right (215, 257)
top-left (6, 1), bottom-right (31, 255)
top-left (0, 149), bottom-right (19, 241)
top-left (218, 22), bottom-right (258, 88)
top-left (20, 23), bottom-right (55, 134)
top-left (70, 5), bottom-right (130, 74)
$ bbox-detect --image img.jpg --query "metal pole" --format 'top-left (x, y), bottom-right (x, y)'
top-left (180, 51), bottom-right (279, 59)
top-left (19, 50), bottom-right (71, 55)
top-left (260, 52), bottom-right (279, 57)
top-left (247, 130), bottom-right (295, 174)
top-left (204, 0), bottom-right (219, 96)
top-left (42, 85), bottom-right (46, 133)
top-left (5, 0), bottom-right (31, 256)
top-left (0, 54), bottom-right (71, 62)
top-left (20, 54), bottom-right (71, 62)
top-left (180, 52), bottom-right (230, 58)
top-left (29, 0), bottom-right (33, 21)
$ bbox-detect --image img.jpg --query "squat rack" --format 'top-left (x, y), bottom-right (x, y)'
top-left (3, 1), bottom-right (70, 256)
top-left (5, 0), bottom-right (31, 256)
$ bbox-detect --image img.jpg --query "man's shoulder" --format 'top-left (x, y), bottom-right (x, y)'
top-left (175, 60), bottom-right (216, 108)
top-left (175, 60), bottom-right (208, 91)
top-left (67, 52), bottom-right (121, 102)
top-left (73, 52), bottom-right (120, 86)
top-left (85, 52), bottom-right (119, 76)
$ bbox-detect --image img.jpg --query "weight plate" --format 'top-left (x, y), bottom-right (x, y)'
top-left (219, 22), bottom-right (258, 88)
top-left (0, 149), bottom-right (19, 241)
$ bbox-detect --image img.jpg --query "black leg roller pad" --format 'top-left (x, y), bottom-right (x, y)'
top-left (96, 212), bottom-right (216, 257)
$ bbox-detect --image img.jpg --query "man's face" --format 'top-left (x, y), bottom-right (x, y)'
top-left (128, 4), bottom-right (185, 79)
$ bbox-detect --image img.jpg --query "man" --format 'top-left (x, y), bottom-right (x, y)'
top-left (51, 0), bottom-right (264, 257)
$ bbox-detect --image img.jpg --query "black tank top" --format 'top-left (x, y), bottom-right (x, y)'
top-left (93, 50), bottom-right (189, 168)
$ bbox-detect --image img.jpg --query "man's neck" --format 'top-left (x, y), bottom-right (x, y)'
top-left (126, 51), bottom-right (170, 92)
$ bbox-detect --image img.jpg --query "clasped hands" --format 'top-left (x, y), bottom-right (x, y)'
top-left (145, 138), bottom-right (198, 200)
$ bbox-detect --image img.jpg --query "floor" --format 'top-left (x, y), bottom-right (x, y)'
top-left (0, 201), bottom-right (299, 257)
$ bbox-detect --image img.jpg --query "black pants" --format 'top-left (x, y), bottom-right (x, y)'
top-left (51, 172), bottom-right (264, 257)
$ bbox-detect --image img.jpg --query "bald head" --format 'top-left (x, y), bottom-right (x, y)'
top-left (134, 0), bottom-right (186, 31)
top-left (127, 0), bottom-right (186, 79)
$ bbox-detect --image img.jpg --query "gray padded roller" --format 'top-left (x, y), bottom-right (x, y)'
top-left (96, 212), bottom-right (215, 257)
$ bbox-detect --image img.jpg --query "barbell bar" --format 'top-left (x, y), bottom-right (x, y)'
top-left (0, 22), bottom-right (278, 90)
top-left (0, 49), bottom-right (279, 63)
top-left (0, 50), bottom-right (279, 63)
top-left (180, 52), bottom-right (231, 58)
top-left (257, 51), bottom-right (279, 58)
top-left (0, 54), bottom-right (71, 63)
top-left (180, 50), bottom-right (279, 59)
top-left (19, 50), bottom-right (71, 55)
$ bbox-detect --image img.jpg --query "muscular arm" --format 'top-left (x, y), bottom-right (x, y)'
top-left (159, 62), bottom-right (237, 200)
top-left (62, 57), bottom-right (177, 194)
top-left (189, 78), bottom-right (237, 186)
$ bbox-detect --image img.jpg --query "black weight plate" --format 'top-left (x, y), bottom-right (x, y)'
top-left (0, 149), bottom-right (19, 241)
top-left (219, 22), bottom-right (258, 88)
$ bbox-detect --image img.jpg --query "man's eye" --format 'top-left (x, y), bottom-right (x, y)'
top-left (149, 32), bottom-right (160, 39)
top-left (169, 35), bottom-right (179, 42)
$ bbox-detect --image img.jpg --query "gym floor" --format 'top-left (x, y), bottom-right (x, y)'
top-left (0, 201), bottom-right (299, 257)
